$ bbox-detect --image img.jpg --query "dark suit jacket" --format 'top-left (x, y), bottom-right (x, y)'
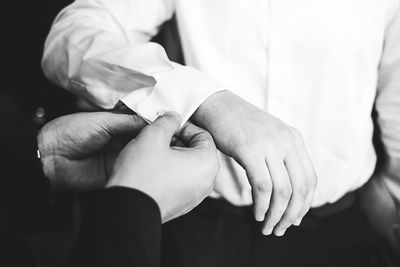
top-left (0, 94), bottom-right (162, 267)
top-left (0, 93), bottom-right (73, 267)
top-left (70, 187), bottom-right (162, 267)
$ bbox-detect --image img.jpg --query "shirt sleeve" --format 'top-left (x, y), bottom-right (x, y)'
top-left (42, 0), bottom-right (225, 125)
top-left (376, 2), bottom-right (400, 216)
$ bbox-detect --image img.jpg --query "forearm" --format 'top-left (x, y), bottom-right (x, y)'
top-left (42, 0), bottom-right (168, 108)
top-left (43, 0), bottom-right (224, 125)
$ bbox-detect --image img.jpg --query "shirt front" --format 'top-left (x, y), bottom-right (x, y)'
top-left (42, 0), bottom-right (400, 207)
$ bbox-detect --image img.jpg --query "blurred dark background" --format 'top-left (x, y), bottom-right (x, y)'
top-left (2, 1), bottom-right (77, 123)
top-left (2, 2), bottom-right (84, 267)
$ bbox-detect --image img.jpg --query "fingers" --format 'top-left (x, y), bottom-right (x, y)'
top-left (243, 159), bottom-right (272, 222)
top-left (175, 122), bottom-right (220, 195)
top-left (267, 130), bottom-right (317, 236)
top-left (293, 136), bottom-right (318, 224)
top-left (139, 111), bottom-right (182, 144)
top-left (179, 122), bottom-right (216, 151)
top-left (272, 151), bottom-right (308, 236)
top-left (262, 158), bottom-right (291, 235)
top-left (93, 112), bottom-right (147, 137)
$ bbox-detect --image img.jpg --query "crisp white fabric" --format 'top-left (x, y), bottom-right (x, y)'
top-left (42, 0), bottom-right (400, 207)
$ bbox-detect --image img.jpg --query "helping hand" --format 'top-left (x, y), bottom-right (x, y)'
top-left (107, 112), bottom-right (219, 223)
top-left (37, 112), bottom-right (147, 191)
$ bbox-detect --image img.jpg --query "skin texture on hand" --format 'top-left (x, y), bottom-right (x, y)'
top-left (192, 91), bottom-right (318, 236)
top-left (107, 112), bottom-right (220, 223)
top-left (37, 112), bottom-right (147, 191)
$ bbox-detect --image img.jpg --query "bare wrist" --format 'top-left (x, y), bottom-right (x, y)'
top-left (191, 90), bottom-right (233, 131)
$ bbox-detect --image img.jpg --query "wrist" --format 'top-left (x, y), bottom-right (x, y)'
top-left (191, 91), bottom-right (257, 158)
top-left (191, 90), bottom-right (233, 131)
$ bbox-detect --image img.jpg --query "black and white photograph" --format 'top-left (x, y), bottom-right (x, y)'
top-left (1, 0), bottom-right (400, 266)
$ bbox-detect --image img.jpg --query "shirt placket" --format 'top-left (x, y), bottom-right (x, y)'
top-left (267, 0), bottom-right (289, 119)
top-left (263, 0), bottom-right (272, 112)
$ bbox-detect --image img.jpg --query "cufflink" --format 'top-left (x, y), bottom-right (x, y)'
top-left (156, 110), bottom-right (166, 117)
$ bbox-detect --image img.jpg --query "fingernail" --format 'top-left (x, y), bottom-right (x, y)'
top-left (274, 228), bottom-right (286, 236)
top-left (294, 218), bottom-right (302, 226)
top-left (262, 228), bottom-right (273, 236)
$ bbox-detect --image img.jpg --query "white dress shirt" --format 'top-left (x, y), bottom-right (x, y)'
top-left (42, 0), bottom-right (400, 207)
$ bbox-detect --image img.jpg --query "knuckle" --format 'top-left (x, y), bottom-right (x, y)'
top-left (236, 151), bottom-right (263, 170)
top-left (265, 139), bottom-right (280, 151)
top-left (254, 181), bottom-right (272, 194)
top-left (294, 185), bottom-right (309, 199)
top-left (272, 127), bottom-right (296, 150)
top-left (265, 141), bottom-right (286, 157)
top-left (277, 185), bottom-right (292, 199)
top-left (238, 142), bottom-right (260, 157)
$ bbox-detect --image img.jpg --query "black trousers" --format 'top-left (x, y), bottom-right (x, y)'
top-left (161, 195), bottom-right (392, 267)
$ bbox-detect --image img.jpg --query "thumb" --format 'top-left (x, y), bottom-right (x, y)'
top-left (145, 111), bottom-right (182, 142)
top-left (92, 112), bottom-right (147, 137)
top-left (179, 122), bottom-right (216, 151)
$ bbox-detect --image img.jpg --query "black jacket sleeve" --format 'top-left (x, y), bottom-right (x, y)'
top-left (0, 94), bottom-right (72, 267)
top-left (70, 187), bottom-right (162, 267)
top-left (0, 93), bottom-right (73, 233)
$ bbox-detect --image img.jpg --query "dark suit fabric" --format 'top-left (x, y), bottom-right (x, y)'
top-left (70, 187), bottom-right (162, 267)
top-left (161, 197), bottom-right (397, 267)
top-left (0, 94), bottom-right (72, 267)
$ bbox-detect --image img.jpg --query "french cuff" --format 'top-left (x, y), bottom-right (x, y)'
top-left (121, 66), bottom-right (225, 126)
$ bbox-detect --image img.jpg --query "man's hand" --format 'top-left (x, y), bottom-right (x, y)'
top-left (107, 112), bottom-right (219, 223)
top-left (192, 91), bottom-right (317, 236)
top-left (37, 112), bottom-right (147, 191)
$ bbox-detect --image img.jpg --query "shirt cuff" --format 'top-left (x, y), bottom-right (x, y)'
top-left (121, 66), bottom-right (225, 125)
